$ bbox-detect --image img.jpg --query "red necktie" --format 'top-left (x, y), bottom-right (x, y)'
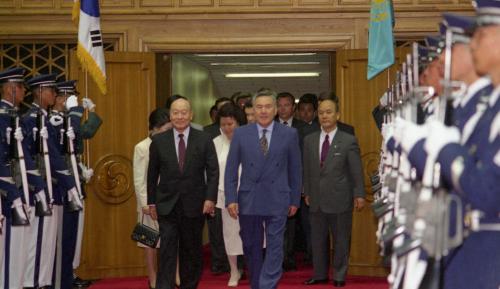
top-left (178, 133), bottom-right (186, 172)
top-left (320, 134), bottom-right (330, 168)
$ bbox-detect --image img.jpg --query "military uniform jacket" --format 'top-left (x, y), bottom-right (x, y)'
top-left (21, 105), bottom-right (76, 193)
top-left (0, 100), bottom-right (46, 201)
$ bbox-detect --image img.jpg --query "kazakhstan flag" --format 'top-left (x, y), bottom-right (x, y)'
top-left (367, 0), bottom-right (395, 80)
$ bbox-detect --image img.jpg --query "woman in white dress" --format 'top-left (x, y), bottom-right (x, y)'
top-left (213, 103), bottom-right (247, 287)
top-left (133, 108), bottom-right (171, 289)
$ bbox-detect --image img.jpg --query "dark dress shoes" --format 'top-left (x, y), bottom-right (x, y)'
top-left (333, 280), bottom-right (346, 287)
top-left (303, 278), bottom-right (328, 285)
top-left (73, 276), bottom-right (91, 287)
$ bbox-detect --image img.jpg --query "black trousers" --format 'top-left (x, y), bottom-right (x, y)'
top-left (157, 203), bottom-right (205, 289)
top-left (207, 207), bottom-right (229, 272)
top-left (283, 215), bottom-right (297, 265)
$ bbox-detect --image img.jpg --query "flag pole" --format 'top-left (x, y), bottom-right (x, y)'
top-left (387, 68), bottom-right (391, 89)
top-left (84, 69), bottom-right (90, 168)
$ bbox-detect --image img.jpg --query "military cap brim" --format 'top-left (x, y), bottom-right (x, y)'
top-left (26, 74), bottom-right (58, 89)
top-left (0, 67), bottom-right (26, 84)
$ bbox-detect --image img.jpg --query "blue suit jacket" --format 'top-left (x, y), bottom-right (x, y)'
top-left (224, 122), bottom-right (302, 216)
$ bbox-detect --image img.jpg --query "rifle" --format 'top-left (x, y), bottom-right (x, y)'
top-left (36, 89), bottom-right (54, 212)
top-left (66, 116), bottom-right (83, 200)
top-left (10, 111), bottom-right (31, 214)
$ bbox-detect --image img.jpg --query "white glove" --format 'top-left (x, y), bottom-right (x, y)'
top-left (79, 163), bottom-right (94, 183)
top-left (32, 127), bottom-right (38, 141)
top-left (66, 127), bottom-right (75, 141)
top-left (400, 122), bottom-right (428, 154)
top-left (393, 117), bottom-right (409, 144)
top-left (6, 127), bottom-right (12, 145)
top-left (424, 121), bottom-right (461, 157)
top-left (82, 98), bottom-right (96, 111)
top-left (49, 114), bottom-right (64, 126)
top-left (14, 127), bottom-right (24, 142)
top-left (40, 127), bottom-right (48, 140)
top-left (383, 123), bottom-right (394, 146)
top-left (65, 95), bottom-right (79, 110)
top-left (380, 92), bottom-right (388, 107)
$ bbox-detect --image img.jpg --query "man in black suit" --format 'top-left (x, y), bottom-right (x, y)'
top-left (148, 96), bottom-right (219, 289)
top-left (275, 92), bottom-right (307, 271)
top-left (276, 92), bottom-right (307, 145)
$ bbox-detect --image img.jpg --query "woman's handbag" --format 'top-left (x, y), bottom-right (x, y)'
top-left (131, 215), bottom-right (160, 248)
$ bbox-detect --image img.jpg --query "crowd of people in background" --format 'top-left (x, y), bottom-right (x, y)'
top-left (134, 88), bottom-right (366, 289)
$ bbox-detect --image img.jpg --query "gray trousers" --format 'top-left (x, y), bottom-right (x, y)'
top-left (309, 210), bottom-right (352, 281)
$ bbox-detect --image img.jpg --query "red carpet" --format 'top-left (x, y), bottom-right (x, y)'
top-left (89, 261), bottom-right (388, 289)
top-left (89, 273), bottom-right (387, 289)
top-left (90, 245), bottom-right (387, 289)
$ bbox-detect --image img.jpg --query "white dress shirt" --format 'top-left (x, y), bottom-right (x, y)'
top-left (319, 126), bottom-right (338, 159)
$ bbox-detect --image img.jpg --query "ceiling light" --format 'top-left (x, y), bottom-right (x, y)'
top-left (225, 72), bottom-right (320, 78)
top-left (196, 53), bottom-right (317, 57)
top-left (210, 62), bottom-right (320, 66)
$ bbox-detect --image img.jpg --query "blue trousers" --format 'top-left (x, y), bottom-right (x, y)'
top-left (239, 215), bottom-right (286, 289)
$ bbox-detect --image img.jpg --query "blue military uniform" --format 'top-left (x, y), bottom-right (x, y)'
top-left (0, 67), bottom-right (32, 289)
top-left (22, 75), bottom-right (80, 203)
top-left (0, 68), bottom-right (35, 212)
top-left (439, 84), bottom-right (500, 289)
top-left (0, 68), bottom-right (56, 289)
top-left (408, 5), bottom-right (500, 289)
top-left (51, 80), bottom-right (87, 289)
top-left (21, 74), bottom-right (82, 289)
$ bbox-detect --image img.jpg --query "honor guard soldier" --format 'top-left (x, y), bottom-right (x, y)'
top-left (396, 3), bottom-right (500, 288)
top-left (436, 2), bottom-right (500, 288)
top-left (50, 80), bottom-right (81, 289)
top-left (21, 74), bottom-right (83, 289)
top-left (0, 67), bottom-right (55, 289)
top-left (439, 13), bottom-right (493, 132)
top-left (72, 90), bottom-right (102, 288)
top-left (0, 67), bottom-right (31, 289)
top-left (51, 79), bottom-right (101, 289)
top-left (403, 13), bottom-right (493, 177)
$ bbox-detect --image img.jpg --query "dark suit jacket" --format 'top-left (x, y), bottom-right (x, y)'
top-left (203, 122), bottom-right (221, 139)
top-left (303, 119), bottom-right (355, 137)
top-left (303, 129), bottom-right (365, 214)
top-left (224, 122), bottom-right (302, 216)
top-left (276, 116), bottom-right (308, 150)
top-left (147, 127), bottom-right (219, 217)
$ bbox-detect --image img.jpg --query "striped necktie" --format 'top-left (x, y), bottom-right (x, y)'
top-left (260, 129), bottom-right (268, 156)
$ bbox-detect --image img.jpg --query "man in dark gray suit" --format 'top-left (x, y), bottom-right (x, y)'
top-left (302, 95), bottom-right (365, 288)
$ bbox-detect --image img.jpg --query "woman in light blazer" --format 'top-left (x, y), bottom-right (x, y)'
top-left (133, 108), bottom-right (171, 289)
top-left (213, 103), bottom-right (247, 287)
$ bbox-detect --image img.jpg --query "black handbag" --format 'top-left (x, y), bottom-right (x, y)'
top-left (131, 215), bottom-right (160, 248)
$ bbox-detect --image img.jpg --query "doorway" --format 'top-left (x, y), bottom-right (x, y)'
top-left (158, 52), bottom-right (333, 126)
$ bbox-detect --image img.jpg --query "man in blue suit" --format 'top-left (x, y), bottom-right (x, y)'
top-left (224, 89), bottom-right (302, 289)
